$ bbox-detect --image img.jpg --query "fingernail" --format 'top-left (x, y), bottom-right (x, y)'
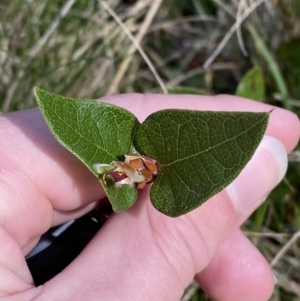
top-left (226, 135), bottom-right (287, 214)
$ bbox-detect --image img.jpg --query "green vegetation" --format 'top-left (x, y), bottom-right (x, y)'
top-left (1, 0), bottom-right (299, 300)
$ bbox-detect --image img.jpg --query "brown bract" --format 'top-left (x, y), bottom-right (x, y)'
top-left (101, 153), bottom-right (159, 189)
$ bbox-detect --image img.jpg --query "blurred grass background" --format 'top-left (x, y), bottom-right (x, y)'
top-left (0, 0), bottom-right (300, 300)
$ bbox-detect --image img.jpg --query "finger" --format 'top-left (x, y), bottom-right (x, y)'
top-left (105, 93), bottom-right (299, 153)
top-left (0, 109), bottom-right (105, 212)
top-left (0, 227), bottom-right (33, 296)
top-left (0, 109), bottom-right (106, 251)
top-left (195, 228), bottom-right (275, 301)
top-left (32, 135), bottom-right (287, 300)
top-left (0, 94), bottom-right (298, 250)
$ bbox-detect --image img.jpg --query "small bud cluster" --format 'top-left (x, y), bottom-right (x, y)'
top-left (93, 153), bottom-right (158, 189)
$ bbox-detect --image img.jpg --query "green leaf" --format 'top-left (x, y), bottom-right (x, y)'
top-left (34, 87), bottom-right (139, 212)
top-left (135, 109), bottom-right (269, 217)
top-left (277, 38), bottom-right (300, 99)
top-left (236, 66), bottom-right (265, 102)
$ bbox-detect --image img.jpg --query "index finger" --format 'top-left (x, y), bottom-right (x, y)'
top-left (0, 93), bottom-right (298, 252)
top-left (104, 93), bottom-right (299, 153)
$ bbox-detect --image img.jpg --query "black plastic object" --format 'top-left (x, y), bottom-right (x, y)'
top-left (26, 207), bottom-right (110, 286)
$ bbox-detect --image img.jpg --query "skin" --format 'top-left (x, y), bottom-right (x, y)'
top-left (0, 94), bottom-right (299, 301)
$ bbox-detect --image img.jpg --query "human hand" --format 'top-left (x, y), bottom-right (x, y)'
top-left (0, 94), bottom-right (299, 301)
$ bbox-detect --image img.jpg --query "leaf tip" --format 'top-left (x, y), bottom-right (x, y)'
top-left (33, 87), bottom-right (43, 103)
top-left (33, 86), bottom-right (40, 95)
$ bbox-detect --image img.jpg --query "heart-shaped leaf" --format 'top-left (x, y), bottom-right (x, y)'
top-left (135, 109), bottom-right (269, 217)
top-left (34, 88), bottom-right (139, 212)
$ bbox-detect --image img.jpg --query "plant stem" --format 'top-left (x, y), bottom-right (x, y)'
top-left (247, 24), bottom-right (291, 110)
